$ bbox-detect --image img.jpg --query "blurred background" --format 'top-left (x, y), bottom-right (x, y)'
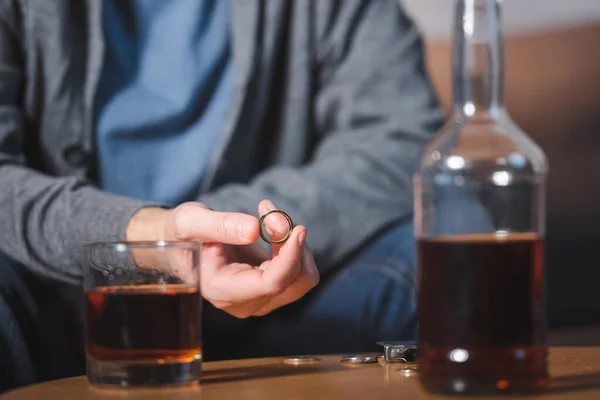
top-left (402, 0), bottom-right (600, 330)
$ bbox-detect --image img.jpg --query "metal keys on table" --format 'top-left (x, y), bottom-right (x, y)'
top-left (377, 341), bottom-right (418, 364)
top-left (339, 341), bottom-right (418, 367)
top-left (284, 342), bottom-right (418, 366)
top-left (283, 342), bottom-right (419, 379)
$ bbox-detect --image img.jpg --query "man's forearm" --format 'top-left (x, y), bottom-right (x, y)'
top-left (0, 164), bottom-right (157, 284)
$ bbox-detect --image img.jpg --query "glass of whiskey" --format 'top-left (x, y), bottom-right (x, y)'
top-left (83, 241), bottom-right (202, 388)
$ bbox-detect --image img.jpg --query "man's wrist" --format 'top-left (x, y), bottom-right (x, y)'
top-left (125, 207), bottom-right (172, 241)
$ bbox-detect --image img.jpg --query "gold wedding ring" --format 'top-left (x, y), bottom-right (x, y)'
top-left (259, 210), bottom-right (294, 244)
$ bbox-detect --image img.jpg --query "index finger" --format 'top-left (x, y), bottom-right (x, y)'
top-left (173, 203), bottom-right (260, 245)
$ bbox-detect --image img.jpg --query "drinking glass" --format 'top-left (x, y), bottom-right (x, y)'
top-left (83, 241), bottom-right (202, 388)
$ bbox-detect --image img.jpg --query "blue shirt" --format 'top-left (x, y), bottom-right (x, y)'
top-left (95, 0), bottom-right (233, 206)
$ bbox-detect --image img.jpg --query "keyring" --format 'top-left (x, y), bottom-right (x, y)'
top-left (259, 210), bottom-right (294, 244)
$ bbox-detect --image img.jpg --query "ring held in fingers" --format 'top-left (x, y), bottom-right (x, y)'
top-left (259, 210), bottom-right (294, 244)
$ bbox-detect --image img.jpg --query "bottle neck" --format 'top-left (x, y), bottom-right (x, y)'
top-left (452, 0), bottom-right (505, 121)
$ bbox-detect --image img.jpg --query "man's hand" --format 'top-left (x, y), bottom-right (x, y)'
top-left (126, 202), bottom-right (261, 245)
top-left (126, 200), bottom-right (319, 318)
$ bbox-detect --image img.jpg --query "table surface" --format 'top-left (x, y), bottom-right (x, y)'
top-left (3, 347), bottom-right (600, 399)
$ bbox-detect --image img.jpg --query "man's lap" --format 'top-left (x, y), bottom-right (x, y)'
top-left (203, 219), bottom-right (416, 360)
top-left (0, 254), bottom-right (83, 392)
top-left (0, 256), bottom-right (35, 391)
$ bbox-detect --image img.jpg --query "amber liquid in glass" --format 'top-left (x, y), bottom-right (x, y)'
top-left (418, 233), bottom-right (548, 395)
top-left (86, 285), bottom-right (202, 363)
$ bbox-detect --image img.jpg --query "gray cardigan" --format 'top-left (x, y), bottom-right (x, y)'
top-left (0, 0), bottom-right (444, 284)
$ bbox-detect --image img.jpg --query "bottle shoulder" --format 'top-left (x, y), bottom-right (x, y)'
top-left (418, 113), bottom-right (548, 177)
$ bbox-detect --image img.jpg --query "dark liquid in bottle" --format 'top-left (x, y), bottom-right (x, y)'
top-left (418, 233), bottom-right (547, 395)
top-left (86, 285), bottom-right (202, 363)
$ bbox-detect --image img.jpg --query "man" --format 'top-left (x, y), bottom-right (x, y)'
top-left (0, 0), bottom-right (443, 390)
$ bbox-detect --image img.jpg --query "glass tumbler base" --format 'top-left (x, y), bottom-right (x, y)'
top-left (86, 355), bottom-right (202, 388)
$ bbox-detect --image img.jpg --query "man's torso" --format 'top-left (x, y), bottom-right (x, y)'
top-left (95, 0), bottom-right (233, 205)
top-left (16, 0), bottom-right (335, 192)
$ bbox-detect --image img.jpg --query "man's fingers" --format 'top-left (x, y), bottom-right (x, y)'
top-left (203, 226), bottom-right (305, 303)
top-left (258, 200), bottom-right (290, 239)
top-left (129, 247), bottom-right (199, 284)
top-left (199, 242), bottom-right (229, 274)
top-left (258, 199), bottom-right (292, 256)
top-left (259, 226), bottom-right (305, 295)
top-left (253, 246), bottom-right (320, 316)
top-left (199, 242), bottom-right (264, 304)
top-left (228, 242), bottom-right (269, 267)
top-left (173, 202), bottom-right (260, 245)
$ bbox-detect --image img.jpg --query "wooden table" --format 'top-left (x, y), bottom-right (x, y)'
top-left (3, 347), bottom-right (600, 399)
